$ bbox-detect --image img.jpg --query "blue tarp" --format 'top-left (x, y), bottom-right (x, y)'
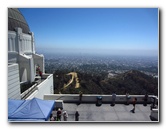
top-left (8, 98), bottom-right (55, 121)
top-left (8, 99), bottom-right (25, 116)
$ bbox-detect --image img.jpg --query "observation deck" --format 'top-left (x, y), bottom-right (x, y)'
top-left (44, 94), bottom-right (159, 122)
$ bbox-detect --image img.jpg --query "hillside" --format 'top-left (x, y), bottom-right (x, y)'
top-left (53, 70), bottom-right (158, 95)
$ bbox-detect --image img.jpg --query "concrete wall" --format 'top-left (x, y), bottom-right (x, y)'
top-left (8, 31), bottom-right (17, 53)
top-left (8, 31), bottom-right (18, 64)
top-left (26, 74), bottom-right (54, 100)
top-left (8, 28), bottom-right (36, 83)
top-left (44, 94), bottom-right (157, 104)
top-left (8, 28), bottom-right (34, 55)
top-left (20, 33), bottom-right (32, 54)
top-left (19, 54), bottom-right (35, 83)
top-left (150, 109), bottom-right (158, 121)
top-left (8, 64), bottom-right (21, 99)
top-left (33, 53), bottom-right (45, 73)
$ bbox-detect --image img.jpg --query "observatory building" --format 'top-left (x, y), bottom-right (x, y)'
top-left (7, 8), bottom-right (158, 122)
top-left (8, 8), bottom-right (53, 100)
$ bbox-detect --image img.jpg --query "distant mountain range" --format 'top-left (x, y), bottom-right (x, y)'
top-left (53, 70), bottom-right (158, 95)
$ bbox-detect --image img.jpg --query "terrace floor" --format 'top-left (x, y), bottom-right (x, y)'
top-left (60, 103), bottom-right (154, 122)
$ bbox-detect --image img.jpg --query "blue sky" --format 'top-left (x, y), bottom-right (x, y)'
top-left (19, 8), bottom-right (158, 56)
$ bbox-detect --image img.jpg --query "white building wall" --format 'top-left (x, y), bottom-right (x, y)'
top-left (8, 31), bottom-right (17, 52)
top-left (8, 64), bottom-right (21, 99)
top-left (19, 54), bottom-right (35, 83)
top-left (26, 74), bottom-right (54, 100)
top-left (8, 31), bottom-right (18, 63)
top-left (20, 33), bottom-right (32, 54)
top-left (33, 53), bottom-right (45, 73)
top-left (8, 27), bottom-right (52, 100)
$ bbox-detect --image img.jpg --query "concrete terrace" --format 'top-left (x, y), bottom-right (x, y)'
top-left (62, 103), bottom-right (152, 122)
top-left (45, 94), bottom-right (158, 122)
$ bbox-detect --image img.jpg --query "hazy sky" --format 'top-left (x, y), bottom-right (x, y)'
top-left (19, 8), bottom-right (158, 56)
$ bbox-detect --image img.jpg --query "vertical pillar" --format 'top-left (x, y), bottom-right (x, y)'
top-left (29, 32), bottom-right (36, 54)
top-left (42, 55), bottom-right (45, 74)
top-left (29, 57), bottom-right (35, 82)
top-left (15, 27), bottom-right (23, 54)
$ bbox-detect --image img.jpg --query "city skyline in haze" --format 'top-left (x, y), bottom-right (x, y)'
top-left (19, 8), bottom-right (159, 57)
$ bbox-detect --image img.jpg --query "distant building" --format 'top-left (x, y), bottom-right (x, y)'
top-left (8, 8), bottom-right (53, 100)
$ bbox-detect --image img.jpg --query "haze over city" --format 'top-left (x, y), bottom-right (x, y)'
top-left (7, 6), bottom-right (159, 122)
top-left (19, 8), bottom-right (158, 57)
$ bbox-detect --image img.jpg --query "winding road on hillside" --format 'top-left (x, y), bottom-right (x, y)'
top-left (63, 72), bottom-right (80, 89)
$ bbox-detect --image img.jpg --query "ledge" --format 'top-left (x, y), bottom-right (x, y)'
top-left (44, 94), bottom-right (158, 104)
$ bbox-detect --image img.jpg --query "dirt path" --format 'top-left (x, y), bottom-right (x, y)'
top-left (63, 72), bottom-right (80, 89)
